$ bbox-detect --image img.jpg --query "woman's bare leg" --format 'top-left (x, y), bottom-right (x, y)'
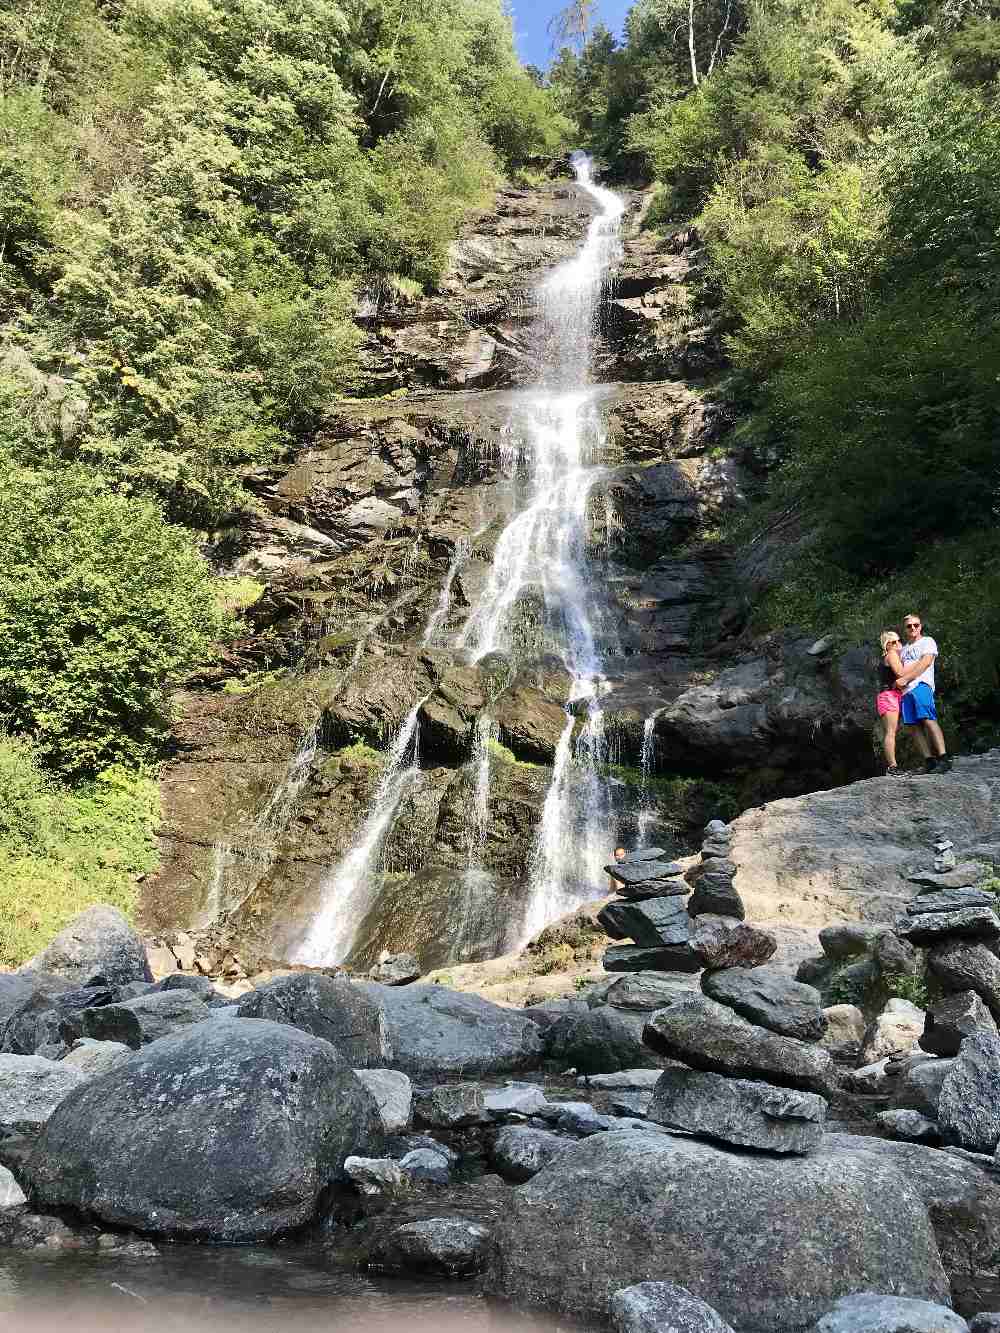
top-left (882, 711), bottom-right (899, 767)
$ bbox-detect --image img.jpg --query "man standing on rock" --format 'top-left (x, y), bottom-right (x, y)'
top-left (896, 613), bottom-right (952, 773)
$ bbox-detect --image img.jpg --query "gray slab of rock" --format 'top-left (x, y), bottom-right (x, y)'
top-left (553, 1101), bottom-right (609, 1136)
top-left (876, 1110), bottom-right (940, 1144)
top-left (688, 878), bottom-right (745, 921)
top-left (489, 1130), bottom-right (949, 1329)
top-left (413, 1082), bottom-right (487, 1129)
top-left (0, 1055), bottom-right (86, 1138)
top-left (593, 973), bottom-right (696, 1011)
top-left (344, 1156), bottom-right (410, 1212)
top-left (400, 1147), bottom-right (450, 1184)
top-left (644, 996), bottom-right (833, 1093)
top-left (522, 999), bottom-right (589, 1029)
top-left (368, 1216), bottom-right (491, 1278)
top-left (891, 1059), bottom-right (954, 1118)
top-left (819, 924), bottom-right (890, 961)
top-left (605, 944), bottom-right (702, 974)
top-left (901, 907), bottom-right (1000, 946)
top-left (624, 847), bottom-right (671, 863)
top-left (702, 967), bottom-right (827, 1042)
top-left (607, 861), bottom-right (683, 886)
top-left (81, 990), bottom-right (208, 1049)
top-left (0, 972), bottom-right (71, 1024)
top-left (578, 1069), bottom-right (664, 1089)
top-left (845, 1058), bottom-right (894, 1095)
top-left (484, 1082), bottom-right (549, 1119)
top-left (862, 999), bottom-right (926, 1064)
top-left (938, 1032), bottom-right (1000, 1154)
top-left (490, 1125), bottom-right (569, 1183)
top-left (920, 991), bottom-right (998, 1057)
top-left (0, 1164), bottom-right (26, 1208)
top-left (369, 952), bottom-right (421, 986)
top-left (907, 889), bottom-right (996, 915)
top-left (546, 1007), bottom-right (652, 1074)
top-left (598, 897), bottom-right (691, 947)
top-left (690, 918), bottom-right (777, 971)
top-left (822, 1005), bottom-right (866, 1051)
top-left (814, 1292), bottom-right (968, 1333)
top-left (152, 973), bottom-right (216, 999)
top-left (610, 1091), bottom-right (652, 1118)
top-left (385, 1133), bottom-right (459, 1167)
top-left (353, 1069), bottom-right (412, 1134)
top-left (24, 907), bottom-right (152, 989)
top-left (356, 982), bottom-right (543, 1078)
top-left (0, 972), bottom-right (72, 1055)
top-left (59, 1039), bottom-right (133, 1079)
top-left (611, 1281), bottom-right (736, 1333)
top-left (238, 973), bottom-right (391, 1067)
top-left (619, 879), bottom-right (692, 901)
top-left (908, 864), bottom-right (989, 891)
top-left (698, 856), bottom-right (736, 878)
top-left (24, 1018), bottom-right (383, 1240)
top-left (649, 1067), bottom-right (826, 1155)
top-left (929, 941), bottom-right (1000, 1019)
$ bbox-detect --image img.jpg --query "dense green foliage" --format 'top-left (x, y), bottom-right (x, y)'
top-left (0, 739), bottom-right (158, 966)
top-left (554, 0), bottom-right (1000, 734)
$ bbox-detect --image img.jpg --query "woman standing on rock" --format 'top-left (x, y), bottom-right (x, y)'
top-left (877, 630), bottom-right (905, 774)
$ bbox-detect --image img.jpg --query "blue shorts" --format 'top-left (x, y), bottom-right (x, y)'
top-left (901, 683), bottom-right (937, 724)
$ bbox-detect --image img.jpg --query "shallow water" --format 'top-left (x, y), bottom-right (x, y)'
top-left (0, 1242), bottom-right (582, 1333)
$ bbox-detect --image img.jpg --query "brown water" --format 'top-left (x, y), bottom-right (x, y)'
top-left (0, 1243), bottom-right (583, 1333)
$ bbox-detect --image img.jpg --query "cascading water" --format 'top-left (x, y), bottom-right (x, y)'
top-left (292, 695), bottom-right (430, 965)
top-left (636, 711), bottom-right (661, 847)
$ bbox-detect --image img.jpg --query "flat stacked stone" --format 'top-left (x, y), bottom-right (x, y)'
top-left (600, 850), bottom-right (700, 973)
top-left (688, 823), bottom-right (745, 921)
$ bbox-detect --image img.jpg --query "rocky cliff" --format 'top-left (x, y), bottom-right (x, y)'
top-left (143, 172), bottom-right (876, 971)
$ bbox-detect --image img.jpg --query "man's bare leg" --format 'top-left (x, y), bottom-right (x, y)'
top-left (922, 719), bottom-right (947, 757)
top-left (907, 723), bottom-right (931, 758)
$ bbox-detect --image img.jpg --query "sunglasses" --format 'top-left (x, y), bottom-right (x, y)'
top-left (904, 622), bottom-right (921, 629)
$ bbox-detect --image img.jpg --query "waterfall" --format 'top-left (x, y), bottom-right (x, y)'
top-left (421, 536), bottom-right (471, 647)
top-left (636, 711), bottom-right (660, 847)
top-left (291, 695), bottom-right (429, 966)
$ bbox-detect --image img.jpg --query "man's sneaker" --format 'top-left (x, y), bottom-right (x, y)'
top-left (886, 765), bottom-right (902, 777)
top-left (924, 757), bottom-right (939, 774)
top-left (936, 754), bottom-right (954, 773)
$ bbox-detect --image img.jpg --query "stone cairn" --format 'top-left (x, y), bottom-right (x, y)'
top-left (835, 836), bottom-right (1000, 1152)
top-left (598, 821), bottom-right (835, 1155)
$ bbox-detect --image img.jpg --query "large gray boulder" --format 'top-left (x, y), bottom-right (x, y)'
top-left (813, 1293), bottom-right (968, 1333)
top-left (611, 1282), bottom-right (735, 1333)
top-left (701, 967), bottom-right (826, 1041)
top-left (81, 990), bottom-right (208, 1049)
top-left (490, 1125), bottom-right (569, 1182)
top-left (598, 896), bottom-right (691, 947)
top-left (547, 1007), bottom-right (651, 1074)
top-left (937, 1032), bottom-right (1000, 1154)
top-left (0, 972), bottom-right (71, 1055)
top-left (648, 1067), bottom-right (826, 1154)
top-left (821, 1133), bottom-right (1000, 1303)
top-left (891, 1058), bottom-right (954, 1119)
top-left (356, 983), bottom-right (543, 1078)
top-left (24, 1018), bottom-right (383, 1240)
top-left (24, 906), bottom-right (151, 988)
top-left (489, 1131), bottom-right (948, 1329)
top-left (238, 973), bottom-right (391, 1067)
top-left (643, 996), bottom-right (833, 1093)
top-left (0, 1055), bottom-right (86, 1138)
top-left (920, 991), bottom-right (998, 1057)
top-left (928, 942), bottom-right (1000, 1019)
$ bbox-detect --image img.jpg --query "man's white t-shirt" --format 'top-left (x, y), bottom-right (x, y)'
top-left (900, 636), bottom-right (938, 694)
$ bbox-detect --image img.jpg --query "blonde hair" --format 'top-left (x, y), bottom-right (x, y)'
top-left (880, 629), bottom-right (901, 653)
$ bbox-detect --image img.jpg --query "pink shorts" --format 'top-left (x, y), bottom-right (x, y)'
top-left (877, 689), bottom-right (903, 717)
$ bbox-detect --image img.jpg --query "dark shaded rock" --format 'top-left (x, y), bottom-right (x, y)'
top-left (928, 942), bottom-right (1000, 1019)
top-left (153, 973), bottom-right (217, 999)
top-left (891, 1059), bottom-right (955, 1119)
top-left (875, 933), bottom-right (919, 978)
top-left (610, 1282), bottom-right (736, 1333)
top-left (610, 1090), bottom-right (653, 1117)
top-left (522, 999), bottom-right (589, 1028)
top-left (25, 906), bottom-right (151, 988)
top-left (370, 952), bottom-right (421, 985)
top-left (592, 973), bottom-right (695, 1011)
top-left (701, 967), bottom-right (826, 1042)
top-left (356, 982), bottom-right (544, 1078)
top-left (81, 991), bottom-right (208, 1049)
top-left (643, 996), bottom-right (833, 1093)
top-left (25, 1018), bottom-right (383, 1240)
top-left (690, 918), bottom-right (777, 970)
top-left (237, 973), bottom-right (391, 1067)
top-left (0, 1055), bottom-right (86, 1137)
top-left (649, 1067), bottom-right (826, 1154)
top-left (938, 1033), bottom-right (1000, 1154)
top-left (0, 972), bottom-right (73, 1055)
top-left (490, 1131), bottom-right (949, 1329)
top-left (552, 1101), bottom-right (609, 1136)
top-left (921, 992), bottom-right (998, 1057)
top-left (814, 1293), bottom-right (968, 1333)
top-left (605, 944), bottom-right (702, 974)
top-left (970, 1317), bottom-right (1000, 1333)
top-left (344, 1155), bottom-right (411, 1214)
top-left (907, 889), bottom-right (996, 916)
top-left (598, 896), bottom-right (691, 947)
top-left (819, 924), bottom-right (889, 961)
top-left (400, 1147), bottom-right (451, 1183)
top-left (619, 878), bottom-right (691, 900)
top-left (875, 1110), bottom-right (940, 1144)
top-left (608, 860), bottom-right (685, 888)
top-left (385, 1133), bottom-right (458, 1167)
top-left (547, 1007), bottom-right (652, 1074)
top-left (624, 847), bottom-right (671, 863)
top-left (493, 683), bottom-right (569, 764)
top-left (490, 1125), bottom-right (568, 1182)
top-left (821, 1004), bottom-right (866, 1053)
top-left (367, 1216), bottom-right (491, 1277)
top-left (413, 1083), bottom-right (486, 1129)
top-left (901, 908), bottom-right (1000, 946)
top-left (688, 878), bottom-right (745, 921)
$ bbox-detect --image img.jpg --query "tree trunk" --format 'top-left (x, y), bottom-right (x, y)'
top-left (688, 0), bottom-right (700, 86)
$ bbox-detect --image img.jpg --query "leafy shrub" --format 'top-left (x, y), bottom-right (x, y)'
top-left (0, 466), bottom-right (228, 774)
